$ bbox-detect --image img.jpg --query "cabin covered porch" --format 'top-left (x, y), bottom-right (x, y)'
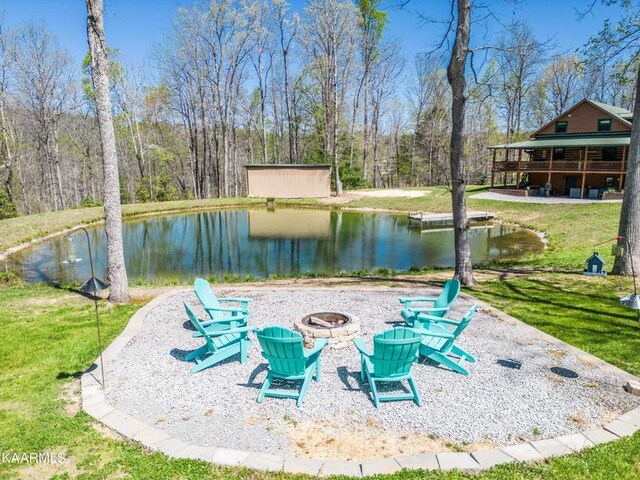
top-left (489, 136), bottom-right (630, 198)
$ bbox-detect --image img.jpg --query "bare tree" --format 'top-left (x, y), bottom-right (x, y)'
top-left (0, 20), bottom-right (15, 203)
top-left (13, 23), bottom-right (75, 212)
top-left (86, 0), bottom-right (130, 302)
top-left (302, 0), bottom-right (357, 195)
top-left (272, 1), bottom-right (299, 163)
top-left (369, 41), bottom-right (403, 186)
top-left (447, 0), bottom-right (474, 286)
top-left (248, 0), bottom-right (274, 164)
top-left (494, 21), bottom-right (544, 144)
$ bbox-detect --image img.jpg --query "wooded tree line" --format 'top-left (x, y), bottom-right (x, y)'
top-left (0, 0), bottom-right (637, 217)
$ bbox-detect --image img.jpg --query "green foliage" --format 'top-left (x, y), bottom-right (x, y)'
top-left (339, 161), bottom-right (371, 189)
top-left (0, 189), bottom-right (17, 219)
top-left (357, 0), bottom-right (388, 62)
top-left (135, 174), bottom-right (181, 203)
top-left (79, 198), bottom-right (102, 208)
top-left (0, 270), bottom-right (23, 286)
top-left (81, 48), bottom-right (125, 104)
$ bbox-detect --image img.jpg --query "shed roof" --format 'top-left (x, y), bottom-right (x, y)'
top-left (489, 135), bottom-right (630, 150)
top-left (245, 164), bottom-right (331, 169)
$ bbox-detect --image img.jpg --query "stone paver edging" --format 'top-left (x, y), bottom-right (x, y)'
top-left (81, 287), bottom-right (640, 477)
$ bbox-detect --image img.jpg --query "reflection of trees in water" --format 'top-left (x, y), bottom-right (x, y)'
top-left (6, 211), bottom-right (544, 284)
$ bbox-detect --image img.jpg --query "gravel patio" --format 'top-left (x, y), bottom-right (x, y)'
top-left (104, 287), bottom-right (640, 461)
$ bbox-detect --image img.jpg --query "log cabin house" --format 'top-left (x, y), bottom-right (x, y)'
top-left (489, 99), bottom-right (632, 199)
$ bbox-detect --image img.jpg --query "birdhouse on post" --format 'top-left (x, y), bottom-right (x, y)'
top-left (583, 251), bottom-right (606, 277)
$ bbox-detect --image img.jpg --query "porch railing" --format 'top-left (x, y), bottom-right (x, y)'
top-left (494, 161), bottom-right (624, 172)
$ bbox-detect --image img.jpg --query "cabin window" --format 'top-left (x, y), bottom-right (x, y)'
top-left (602, 147), bottom-right (617, 161)
top-left (605, 177), bottom-right (614, 188)
top-left (555, 121), bottom-right (568, 133)
top-left (553, 148), bottom-right (565, 160)
top-left (597, 118), bottom-right (612, 131)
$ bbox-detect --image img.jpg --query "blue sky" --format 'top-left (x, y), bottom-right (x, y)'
top-left (0, 0), bottom-right (623, 71)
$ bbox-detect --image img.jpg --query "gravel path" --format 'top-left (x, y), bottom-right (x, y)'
top-left (471, 191), bottom-right (622, 203)
top-left (105, 288), bottom-right (639, 460)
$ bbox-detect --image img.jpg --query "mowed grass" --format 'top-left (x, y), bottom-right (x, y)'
top-left (471, 272), bottom-right (640, 376)
top-left (1, 276), bottom-right (640, 479)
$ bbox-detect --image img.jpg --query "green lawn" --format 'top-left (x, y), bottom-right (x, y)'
top-left (1, 189), bottom-right (639, 479)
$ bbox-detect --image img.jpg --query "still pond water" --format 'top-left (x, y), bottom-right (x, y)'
top-left (5, 209), bottom-right (544, 284)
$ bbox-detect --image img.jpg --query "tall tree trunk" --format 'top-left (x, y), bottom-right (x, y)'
top-left (0, 91), bottom-right (14, 201)
top-left (86, 0), bottom-right (130, 303)
top-left (332, 49), bottom-right (342, 196)
top-left (362, 78), bottom-right (369, 180)
top-left (446, 0), bottom-right (474, 286)
top-left (613, 64), bottom-right (640, 277)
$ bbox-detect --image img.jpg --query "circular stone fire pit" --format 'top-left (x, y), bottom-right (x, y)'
top-left (293, 312), bottom-right (360, 350)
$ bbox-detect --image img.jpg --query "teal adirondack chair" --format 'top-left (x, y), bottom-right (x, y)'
top-left (413, 305), bottom-right (477, 376)
top-left (194, 278), bottom-right (252, 332)
top-left (255, 326), bottom-right (328, 407)
top-left (353, 327), bottom-right (423, 408)
top-left (399, 279), bottom-right (460, 328)
top-left (183, 302), bottom-right (253, 373)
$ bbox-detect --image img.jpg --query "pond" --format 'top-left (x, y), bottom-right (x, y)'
top-left (3, 208), bottom-right (544, 284)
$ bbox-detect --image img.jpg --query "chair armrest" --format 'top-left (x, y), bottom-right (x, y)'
top-left (399, 296), bottom-right (438, 303)
top-left (409, 306), bottom-right (449, 313)
top-left (204, 306), bottom-right (246, 314)
top-left (411, 327), bottom-right (454, 339)
top-left (353, 338), bottom-right (372, 358)
top-left (218, 297), bottom-right (253, 304)
top-left (427, 317), bottom-right (460, 326)
top-left (200, 315), bottom-right (246, 329)
top-left (305, 338), bottom-right (328, 358)
top-left (207, 326), bottom-right (255, 337)
top-left (414, 312), bottom-right (456, 323)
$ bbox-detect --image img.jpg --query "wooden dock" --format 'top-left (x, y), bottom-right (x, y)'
top-left (408, 211), bottom-right (495, 228)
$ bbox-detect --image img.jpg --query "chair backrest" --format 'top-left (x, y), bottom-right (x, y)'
top-left (184, 302), bottom-right (215, 351)
top-left (434, 279), bottom-right (461, 309)
top-left (441, 304), bottom-right (478, 351)
top-left (194, 278), bottom-right (222, 319)
top-left (256, 326), bottom-right (306, 376)
top-left (372, 327), bottom-right (422, 377)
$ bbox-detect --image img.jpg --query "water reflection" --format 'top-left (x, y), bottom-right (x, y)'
top-left (249, 209), bottom-right (331, 238)
top-left (3, 209), bottom-right (544, 284)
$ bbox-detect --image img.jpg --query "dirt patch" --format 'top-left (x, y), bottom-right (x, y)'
top-left (92, 421), bottom-right (125, 440)
top-left (15, 451), bottom-right (78, 480)
top-left (18, 295), bottom-right (83, 307)
top-left (548, 349), bottom-right (567, 359)
top-left (59, 379), bottom-right (81, 417)
top-left (352, 189), bottom-right (429, 198)
top-left (317, 188), bottom-right (428, 205)
top-left (287, 418), bottom-right (492, 461)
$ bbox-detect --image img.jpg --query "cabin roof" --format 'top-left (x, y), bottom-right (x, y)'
top-left (531, 99), bottom-right (633, 137)
top-left (489, 135), bottom-right (630, 150)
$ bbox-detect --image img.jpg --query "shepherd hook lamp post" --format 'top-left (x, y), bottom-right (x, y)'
top-left (64, 228), bottom-right (108, 388)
